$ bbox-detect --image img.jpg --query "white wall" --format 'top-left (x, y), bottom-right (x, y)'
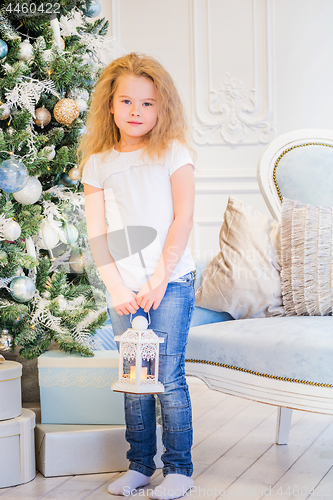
top-left (99, 0), bottom-right (333, 259)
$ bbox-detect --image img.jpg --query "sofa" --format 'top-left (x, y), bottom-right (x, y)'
top-left (185, 129), bottom-right (333, 445)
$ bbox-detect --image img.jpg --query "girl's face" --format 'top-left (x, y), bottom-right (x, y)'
top-left (110, 75), bottom-right (158, 148)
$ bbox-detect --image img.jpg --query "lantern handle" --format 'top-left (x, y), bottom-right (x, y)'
top-left (130, 311), bottom-right (151, 327)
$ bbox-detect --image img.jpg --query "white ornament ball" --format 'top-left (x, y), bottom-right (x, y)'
top-left (74, 98), bottom-right (87, 113)
top-left (132, 315), bottom-right (148, 330)
top-left (38, 220), bottom-right (59, 250)
top-left (77, 89), bottom-right (89, 102)
top-left (68, 167), bottom-right (81, 181)
top-left (41, 145), bottom-right (56, 160)
top-left (3, 220), bottom-right (21, 241)
top-left (10, 276), bottom-right (36, 303)
top-left (26, 236), bottom-right (37, 259)
top-left (18, 40), bottom-right (33, 61)
top-left (0, 103), bottom-right (10, 120)
top-left (68, 88), bottom-right (90, 102)
top-left (13, 176), bottom-right (42, 205)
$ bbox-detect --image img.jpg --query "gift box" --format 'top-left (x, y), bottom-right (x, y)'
top-left (23, 403), bottom-right (41, 424)
top-left (0, 409), bottom-right (36, 488)
top-left (93, 317), bottom-right (117, 350)
top-left (38, 350), bottom-right (125, 425)
top-left (0, 361), bottom-right (22, 421)
top-left (35, 423), bottom-right (163, 477)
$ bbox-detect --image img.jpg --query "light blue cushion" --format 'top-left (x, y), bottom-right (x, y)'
top-left (191, 259), bottom-right (234, 326)
top-left (186, 316), bottom-right (333, 386)
top-left (191, 307), bottom-right (233, 327)
top-left (276, 145), bottom-right (333, 207)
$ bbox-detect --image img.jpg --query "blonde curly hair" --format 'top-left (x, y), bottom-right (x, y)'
top-left (78, 52), bottom-right (189, 170)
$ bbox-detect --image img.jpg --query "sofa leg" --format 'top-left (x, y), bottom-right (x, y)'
top-left (276, 407), bottom-right (293, 445)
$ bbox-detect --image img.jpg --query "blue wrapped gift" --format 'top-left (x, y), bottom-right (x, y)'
top-left (38, 350), bottom-right (125, 425)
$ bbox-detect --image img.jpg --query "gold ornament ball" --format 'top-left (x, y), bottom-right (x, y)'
top-left (68, 167), bottom-right (81, 181)
top-left (34, 107), bottom-right (52, 128)
top-left (0, 103), bottom-right (10, 120)
top-left (54, 99), bottom-right (80, 125)
top-left (69, 252), bottom-right (84, 273)
top-left (52, 37), bottom-right (65, 50)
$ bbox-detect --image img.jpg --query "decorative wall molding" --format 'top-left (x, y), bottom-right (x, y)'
top-left (195, 168), bottom-right (257, 180)
top-left (195, 169), bottom-right (260, 194)
top-left (110, 0), bottom-right (121, 44)
top-left (191, 0), bottom-right (275, 145)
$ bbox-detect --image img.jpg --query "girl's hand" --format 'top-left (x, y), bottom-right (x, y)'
top-left (136, 275), bottom-right (169, 312)
top-left (109, 285), bottom-right (139, 316)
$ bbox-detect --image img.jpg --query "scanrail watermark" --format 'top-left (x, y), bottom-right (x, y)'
top-left (123, 484), bottom-right (333, 497)
top-left (124, 485), bottom-right (258, 497)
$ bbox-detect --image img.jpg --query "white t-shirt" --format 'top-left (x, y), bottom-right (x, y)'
top-left (82, 141), bottom-right (196, 291)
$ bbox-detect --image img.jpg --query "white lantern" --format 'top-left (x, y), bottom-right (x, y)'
top-left (112, 315), bottom-right (165, 394)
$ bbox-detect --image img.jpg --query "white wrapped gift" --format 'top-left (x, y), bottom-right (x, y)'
top-left (38, 350), bottom-right (125, 424)
top-left (0, 409), bottom-right (36, 488)
top-left (35, 423), bottom-right (163, 477)
top-left (0, 361), bottom-right (22, 421)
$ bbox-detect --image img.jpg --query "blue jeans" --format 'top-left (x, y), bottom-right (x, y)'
top-left (107, 271), bottom-right (196, 477)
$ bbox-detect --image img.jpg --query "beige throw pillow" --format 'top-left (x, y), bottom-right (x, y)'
top-left (195, 197), bottom-right (284, 319)
top-left (281, 198), bottom-right (333, 316)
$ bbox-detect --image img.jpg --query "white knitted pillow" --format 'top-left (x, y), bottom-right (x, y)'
top-left (281, 198), bottom-right (333, 316)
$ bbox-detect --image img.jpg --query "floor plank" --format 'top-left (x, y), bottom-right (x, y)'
top-left (309, 465), bottom-right (333, 500)
top-left (268, 421), bottom-right (333, 499)
top-left (0, 474), bottom-right (72, 500)
top-left (223, 412), bottom-right (333, 500)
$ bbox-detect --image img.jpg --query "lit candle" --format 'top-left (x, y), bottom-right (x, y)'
top-left (130, 366), bottom-right (148, 380)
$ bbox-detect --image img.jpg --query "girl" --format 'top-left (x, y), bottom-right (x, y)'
top-left (80, 53), bottom-right (196, 500)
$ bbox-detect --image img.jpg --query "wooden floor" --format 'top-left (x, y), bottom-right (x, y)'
top-left (1, 376), bottom-right (333, 500)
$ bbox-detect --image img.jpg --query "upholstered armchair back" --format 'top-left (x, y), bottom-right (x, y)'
top-left (257, 129), bottom-right (333, 220)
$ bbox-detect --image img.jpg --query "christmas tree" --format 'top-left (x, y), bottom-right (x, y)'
top-left (0, 0), bottom-right (118, 358)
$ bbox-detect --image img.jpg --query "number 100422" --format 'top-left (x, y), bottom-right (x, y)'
top-left (6, 2), bottom-right (61, 17)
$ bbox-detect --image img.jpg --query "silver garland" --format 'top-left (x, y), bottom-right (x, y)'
top-left (5, 77), bottom-right (60, 118)
top-left (0, 8), bottom-right (20, 40)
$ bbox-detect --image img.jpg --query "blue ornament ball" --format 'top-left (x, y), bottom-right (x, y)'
top-left (0, 40), bottom-right (8, 59)
top-left (60, 172), bottom-right (78, 187)
top-left (84, 0), bottom-right (102, 18)
top-left (0, 158), bottom-right (29, 193)
top-left (10, 276), bottom-right (36, 303)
